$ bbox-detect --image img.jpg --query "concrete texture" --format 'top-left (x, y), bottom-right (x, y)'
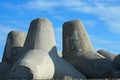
top-left (113, 54), bottom-right (120, 69)
top-left (20, 18), bottom-right (86, 79)
top-left (62, 20), bottom-right (118, 78)
top-left (49, 47), bottom-right (86, 79)
top-left (0, 62), bottom-right (12, 79)
top-left (97, 49), bottom-right (116, 61)
top-left (2, 31), bottom-right (26, 64)
top-left (10, 50), bottom-right (54, 79)
top-left (22, 18), bottom-right (56, 54)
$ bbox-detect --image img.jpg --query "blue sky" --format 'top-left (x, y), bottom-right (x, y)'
top-left (0, 0), bottom-right (120, 60)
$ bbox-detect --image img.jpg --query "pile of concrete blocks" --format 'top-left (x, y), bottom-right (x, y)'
top-left (0, 18), bottom-right (120, 79)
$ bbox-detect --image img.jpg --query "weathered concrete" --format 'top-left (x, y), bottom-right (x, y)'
top-left (18, 18), bottom-right (86, 79)
top-left (10, 50), bottom-right (54, 79)
top-left (0, 62), bottom-right (12, 79)
top-left (113, 54), bottom-right (120, 69)
top-left (63, 20), bottom-right (118, 78)
top-left (2, 31), bottom-right (26, 64)
top-left (22, 18), bottom-right (57, 54)
top-left (49, 47), bottom-right (86, 79)
top-left (97, 49), bottom-right (116, 61)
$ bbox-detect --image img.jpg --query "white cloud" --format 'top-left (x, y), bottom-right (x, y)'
top-left (18, 0), bottom-right (58, 11)
top-left (1, 0), bottom-right (120, 53)
top-left (15, 0), bottom-right (120, 34)
top-left (63, 0), bottom-right (120, 34)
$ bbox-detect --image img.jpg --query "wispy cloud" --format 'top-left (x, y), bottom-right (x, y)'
top-left (1, 0), bottom-right (120, 53)
top-left (90, 34), bottom-right (120, 54)
top-left (17, 0), bottom-right (58, 11)
top-left (63, 0), bottom-right (120, 34)
top-left (13, 0), bottom-right (119, 34)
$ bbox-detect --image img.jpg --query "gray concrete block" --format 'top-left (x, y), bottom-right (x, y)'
top-left (10, 50), bottom-right (54, 79)
top-left (20, 18), bottom-right (86, 79)
top-left (97, 49), bottom-right (116, 61)
top-left (2, 31), bottom-right (26, 64)
top-left (22, 18), bottom-right (56, 54)
top-left (62, 20), bottom-right (118, 78)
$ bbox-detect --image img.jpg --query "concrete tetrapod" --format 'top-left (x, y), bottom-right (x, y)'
top-left (97, 49), bottom-right (116, 61)
top-left (13, 18), bottom-right (86, 79)
top-left (10, 50), bottom-right (54, 79)
top-left (62, 20), bottom-right (118, 78)
top-left (2, 31), bottom-right (26, 64)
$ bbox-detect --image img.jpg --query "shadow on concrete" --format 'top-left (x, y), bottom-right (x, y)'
top-left (2, 46), bottom-right (23, 64)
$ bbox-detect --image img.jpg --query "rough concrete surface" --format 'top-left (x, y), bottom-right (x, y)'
top-left (97, 49), bottom-right (116, 61)
top-left (2, 31), bottom-right (26, 64)
top-left (11, 18), bottom-right (86, 79)
top-left (62, 20), bottom-right (118, 78)
top-left (10, 50), bottom-right (54, 79)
